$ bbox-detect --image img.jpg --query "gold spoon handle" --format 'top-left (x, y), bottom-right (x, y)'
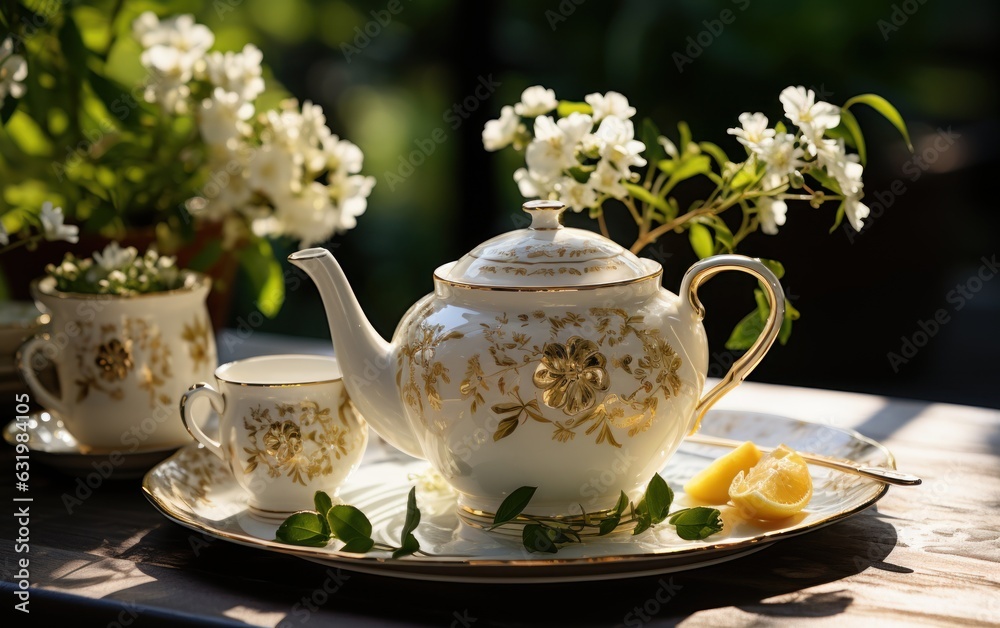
top-left (684, 433), bottom-right (922, 487)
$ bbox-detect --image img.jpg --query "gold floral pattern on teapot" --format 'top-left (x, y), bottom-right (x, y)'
top-left (398, 307), bottom-right (683, 449)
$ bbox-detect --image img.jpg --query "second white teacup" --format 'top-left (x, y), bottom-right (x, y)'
top-left (180, 354), bottom-right (368, 521)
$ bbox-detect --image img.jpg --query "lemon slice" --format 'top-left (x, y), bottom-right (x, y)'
top-left (729, 444), bottom-right (813, 520)
top-left (683, 441), bottom-right (762, 504)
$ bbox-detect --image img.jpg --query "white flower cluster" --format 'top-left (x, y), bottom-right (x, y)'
top-left (0, 36), bottom-right (28, 110)
top-left (133, 12), bottom-right (373, 247)
top-left (47, 242), bottom-right (182, 295)
top-left (482, 86), bottom-right (646, 213)
top-left (728, 86), bottom-right (869, 232)
top-left (240, 101), bottom-right (376, 245)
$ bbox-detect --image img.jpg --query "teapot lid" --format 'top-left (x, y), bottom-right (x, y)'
top-left (435, 200), bottom-right (659, 289)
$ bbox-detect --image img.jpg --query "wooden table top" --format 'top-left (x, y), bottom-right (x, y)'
top-left (3, 373), bottom-right (999, 627)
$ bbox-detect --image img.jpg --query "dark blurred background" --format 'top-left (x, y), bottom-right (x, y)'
top-left (210, 0), bottom-right (998, 408)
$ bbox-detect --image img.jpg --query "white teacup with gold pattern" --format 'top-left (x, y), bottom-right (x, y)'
top-left (180, 354), bottom-right (368, 521)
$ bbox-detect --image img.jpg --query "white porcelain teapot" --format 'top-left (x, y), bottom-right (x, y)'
top-left (290, 200), bottom-right (784, 517)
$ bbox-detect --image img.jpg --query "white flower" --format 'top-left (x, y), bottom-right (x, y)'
top-left (104, 269), bottom-right (128, 285)
top-left (132, 13), bottom-right (228, 117)
top-left (844, 195), bottom-right (870, 231)
top-left (134, 13), bottom-right (214, 114)
top-left (299, 101), bottom-right (334, 172)
top-left (248, 144), bottom-right (297, 201)
top-left (132, 12), bottom-right (164, 48)
top-left (809, 138), bottom-right (868, 230)
top-left (271, 182), bottom-right (332, 246)
top-left (166, 14), bottom-right (214, 59)
top-left (590, 115), bottom-right (646, 174)
top-left (588, 159), bottom-right (628, 199)
top-left (779, 86), bottom-right (840, 148)
top-left (264, 101), bottom-right (329, 174)
top-left (513, 167), bottom-right (553, 199)
top-left (727, 112), bottom-right (775, 154)
top-left (323, 136), bottom-right (374, 235)
top-left (584, 91), bottom-right (636, 122)
top-left (199, 88), bottom-right (253, 149)
top-left (187, 148), bottom-right (254, 221)
top-left (141, 46), bottom-right (194, 113)
top-left (514, 86), bottom-right (558, 117)
top-left (39, 202), bottom-right (79, 243)
top-left (525, 112), bottom-right (593, 181)
top-left (754, 175), bottom-right (788, 235)
top-left (327, 172), bottom-right (375, 234)
top-left (0, 36), bottom-right (28, 108)
top-left (554, 177), bottom-right (598, 212)
top-left (757, 197), bottom-right (787, 235)
top-left (324, 136), bottom-right (365, 177)
top-left (134, 13), bottom-right (214, 63)
top-left (203, 44), bottom-right (265, 106)
top-left (816, 138), bottom-right (864, 197)
top-left (300, 101), bottom-right (333, 145)
top-left (93, 242), bottom-right (138, 271)
top-left (270, 174), bottom-right (372, 247)
top-left (756, 133), bottom-right (805, 178)
top-left (482, 105), bottom-right (520, 152)
top-left (838, 159), bottom-right (864, 197)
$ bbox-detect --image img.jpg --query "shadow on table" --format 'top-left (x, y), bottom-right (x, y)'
top-left (106, 507), bottom-right (903, 627)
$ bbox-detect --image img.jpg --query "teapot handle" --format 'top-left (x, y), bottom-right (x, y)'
top-left (680, 255), bottom-right (785, 435)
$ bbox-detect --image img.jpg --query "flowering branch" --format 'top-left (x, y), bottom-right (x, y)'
top-left (131, 12), bottom-right (376, 249)
top-left (0, 202), bottom-right (79, 255)
top-left (1, 9), bottom-right (375, 316)
top-left (483, 86), bottom-right (910, 348)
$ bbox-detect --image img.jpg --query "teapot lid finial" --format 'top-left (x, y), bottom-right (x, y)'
top-left (523, 200), bottom-right (566, 230)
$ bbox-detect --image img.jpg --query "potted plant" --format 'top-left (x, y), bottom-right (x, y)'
top-left (0, 5), bottom-right (375, 324)
top-left (18, 241), bottom-right (216, 451)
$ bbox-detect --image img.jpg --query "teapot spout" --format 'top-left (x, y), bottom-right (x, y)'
top-left (288, 248), bottom-right (424, 459)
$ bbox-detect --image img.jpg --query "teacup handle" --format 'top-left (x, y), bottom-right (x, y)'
top-left (17, 334), bottom-right (66, 417)
top-left (180, 383), bottom-right (226, 461)
top-left (680, 255), bottom-right (785, 435)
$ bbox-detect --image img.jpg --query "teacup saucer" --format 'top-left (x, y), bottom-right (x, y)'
top-left (143, 410), bottom-right (897, 583)
top-left (4, 412), bottom-right (185, 479)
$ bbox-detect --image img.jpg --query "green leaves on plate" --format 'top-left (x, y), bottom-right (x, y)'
top-left (490, 474), bottom-right (722, 554)
top-left (492, 486), bottom-right (537, 528)
top-left (393, 488), bottom-right (421, 558)
top-left (275, 489), bottom-right (420, 558)
top-left (327, 505), bottom-right (373, 544)
top-left (275, 477), bottom-right (723, 557)
top-left (669, 507), bottom-right (724, 541)
top-left (275, 512), bottom-right (330, 548)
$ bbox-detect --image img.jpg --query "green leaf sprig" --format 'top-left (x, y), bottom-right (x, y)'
top-left (275, 488), bottom-right (421, 558)
top-left (276, 479), bottom-right (722, 557)
top-left (492, 474), bottom-right (723, 554)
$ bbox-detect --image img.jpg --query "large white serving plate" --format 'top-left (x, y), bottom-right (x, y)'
top-left (143, 410), bottom-right (893, 583)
